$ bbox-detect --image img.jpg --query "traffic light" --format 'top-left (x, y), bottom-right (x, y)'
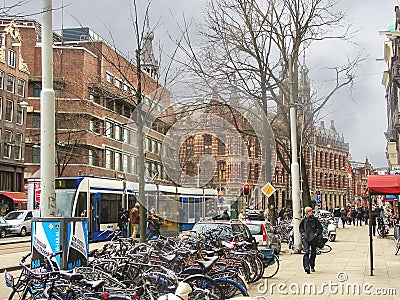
top-left (316, 190), bottom-right (321, 196)
top-left (243, 183), bottom-right (250, 196)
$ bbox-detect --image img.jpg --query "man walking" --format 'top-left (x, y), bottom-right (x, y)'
top-left (299, 207), bottom-right (323, 274)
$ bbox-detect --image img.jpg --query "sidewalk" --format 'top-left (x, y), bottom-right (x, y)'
top-left (248, 223), bottom-right (400, 299)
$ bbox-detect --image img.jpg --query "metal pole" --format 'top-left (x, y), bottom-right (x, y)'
top-left (289, 55), bottom-right (302, 252)
top-left (368, 194), bottom-right (374, 275)
top-left (40, 0), bottom-right (56, 217)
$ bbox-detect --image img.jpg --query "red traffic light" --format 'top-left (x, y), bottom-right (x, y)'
top-left (316, 190), bottom-right (321, 195)
top-left (243, 183), bottom-right (250, 196)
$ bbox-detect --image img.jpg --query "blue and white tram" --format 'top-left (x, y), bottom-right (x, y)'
top-left (28, 177), bottom-right (218, 241)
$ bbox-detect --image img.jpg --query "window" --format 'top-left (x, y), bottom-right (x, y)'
top-left (115, 124), bottom-right (122, 141)
top-left (123, 154), bottom-right (130, 173)
top-left (218, 139), bottom-right (225, 155)
top-left (115, 101), bottom-right (122, 115)
top-left (3, 131), bottom-right (12, 158)
top-left (145, 137), bottom-right (151, 152)
top-left (32, 113), bottom-right (40, 128)
top-left (88, 149), bottom-right (99, 166)
top-left (204, 134), bottom-right (212, 154)
top-left (5, 100), bottom-right (13, 121)
top-left (185, 137), bottom-right (194, 156)
top-left (32, 146), bottom-right (40, 163)
top-left (123, 84), bottom-right (130, 93)
top-left (8, 50), bottom-right (16, 68)
top-left (105, 120), bottom-right (113, 138)
top-left (106, 71), bottom-right (113, 84)
top-left (115, 152), bottom-right (121, 171)
top-left (17, 79), bottom-right (25, 96)
top-left (123, 128), bottom-right (130, 144)
top-left (152, 139), bottom-right (158, 154)
top-left (7, 74), bottom-right (15, 93)
top-left (89, 94), bottom-right (100, 104)
top-left (16, 104), bottom-right (23, 125)
top-left (33, 86), bottom-right (41, 97)
top-left (89, 118), bottom-right (101, 134)
top-left (105, 149), bottom-right (113, 169)
top-left (14, 133), bottom-right (22, 160)
top-left (115, 78), bottom-right (122, 88)
top-left (132, 156), bottom-right (137, 174)
top-left (106, 98), bottom-right (114, 110)
top-left (0, 71), bottom-right (4, 89)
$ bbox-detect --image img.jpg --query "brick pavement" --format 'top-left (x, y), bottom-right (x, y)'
top-left (248, 222), bottom-right (400, 299)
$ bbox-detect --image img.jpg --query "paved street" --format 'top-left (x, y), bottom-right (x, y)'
top-left (0, 223), bottom-right (399, 299)
top-left (248, 223), bottom-right (400, 299)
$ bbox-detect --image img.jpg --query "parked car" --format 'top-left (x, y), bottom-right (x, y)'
top-left (4, 210), bottom-right (39, 236)
top-left (191, 219), bottom-right (257, 248)
top-left (243, 220), bottom-right (282, 254)
top-left (0, 216), bottom-right (10, 238)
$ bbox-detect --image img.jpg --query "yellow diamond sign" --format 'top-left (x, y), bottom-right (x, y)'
top-left (261, 182), bottom-right (276, 198)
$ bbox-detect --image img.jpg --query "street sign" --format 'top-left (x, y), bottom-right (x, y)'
top-left (316, 194), bottom-right (321, 202)
top-left (261, 182), bottom-right (276, 198)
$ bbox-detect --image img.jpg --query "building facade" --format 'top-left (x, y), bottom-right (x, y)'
top-left (0, 21), bottom-right (29, 192)
top-left (0, 19), bottom-right (171, 183)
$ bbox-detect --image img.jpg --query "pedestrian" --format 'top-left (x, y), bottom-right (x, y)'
top-left (238, 211), bottom-right (246, 221)
top-left (268, 205), bottom-right (278, 227)
top-left (147, 206), bottom-right (162, 240)
top-left (118, 208), bottom-right (128, 237)
top-left (299, 206), bottom-right (323, 274)
top-left (220, 210), bottom-right (231, 220)
top-left (333, 206), bottom-right (340, 228)
top-left (130, 202), bottom-right (140, 239)
top-left (356, 207), bottom-right (363, 226)
top-left (340, 207), bottom-right (347, 228)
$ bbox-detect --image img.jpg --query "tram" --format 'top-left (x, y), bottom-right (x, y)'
top-left (27, 177), bottom-right (218, 241)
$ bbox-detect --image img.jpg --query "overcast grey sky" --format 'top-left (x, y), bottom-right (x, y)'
top-left (16, 0), bottom-right (399, 168)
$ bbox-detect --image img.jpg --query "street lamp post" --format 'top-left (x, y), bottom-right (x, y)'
top-left (40, 0), bottom-right (56, 217)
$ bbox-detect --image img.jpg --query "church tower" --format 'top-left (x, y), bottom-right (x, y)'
top-left (141, 16), bottom-right (159, 80)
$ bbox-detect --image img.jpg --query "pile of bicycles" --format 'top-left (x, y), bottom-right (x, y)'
top-left (4, 226), bottom-right (278, 299)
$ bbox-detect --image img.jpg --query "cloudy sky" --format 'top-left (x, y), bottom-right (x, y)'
top-left (16, 0), bottom-right (398, 167)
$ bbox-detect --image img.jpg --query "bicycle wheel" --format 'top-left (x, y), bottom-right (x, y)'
top-left (215, 277), bottom-right (248, 298)
top-left (395, 238), bottom-right (400, 255)
top-left (262, 255), bottom-right (280, 278)
top-left (183, 274), bottom-right (225, 300)
top-left (318, 244), bottom-right (332, 253)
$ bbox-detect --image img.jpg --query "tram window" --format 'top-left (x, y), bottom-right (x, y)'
top-left (188, 197), bottom-right (195, 219)
top-left (55, 189), bottom-right (75, 217)
top-left (100, 200), bottom-right (118, 223)
top-left (75, 192), bottom-right (87, 217)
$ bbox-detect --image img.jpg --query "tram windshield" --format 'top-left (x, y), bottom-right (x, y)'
top-left (54, 189), bottom-right (75, 217)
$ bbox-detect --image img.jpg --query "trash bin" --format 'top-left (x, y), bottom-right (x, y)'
top-left (31, 217), bottom-right (88, 270)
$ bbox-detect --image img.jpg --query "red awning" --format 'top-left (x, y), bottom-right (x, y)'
top-left (0, 192), bottom-right (28, 204)
top-left (367, 175), bottom-right (400, 195)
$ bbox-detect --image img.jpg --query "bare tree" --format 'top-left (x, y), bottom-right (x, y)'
top-left (177, 0), bottom-right (361, 207)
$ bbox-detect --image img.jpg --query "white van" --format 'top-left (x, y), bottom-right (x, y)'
top-left (4, 210), bottom-right (40, 236)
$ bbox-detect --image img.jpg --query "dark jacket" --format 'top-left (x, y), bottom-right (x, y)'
top-left (299, 215), bottom-right (323, 243)
top-left (147, 214), bottom-right (161, 231)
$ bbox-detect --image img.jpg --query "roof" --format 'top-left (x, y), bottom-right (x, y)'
top-left (0, 192), bottom-right (27, 204)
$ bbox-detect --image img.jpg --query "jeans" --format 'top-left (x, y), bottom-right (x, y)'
top-left (334, 217), bottom-right (340, 228)
top-left (303, 239), bottom-right (317, 270)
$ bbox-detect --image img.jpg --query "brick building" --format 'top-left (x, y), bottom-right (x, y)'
top-left (0, 19), bottom-right (171, 183)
